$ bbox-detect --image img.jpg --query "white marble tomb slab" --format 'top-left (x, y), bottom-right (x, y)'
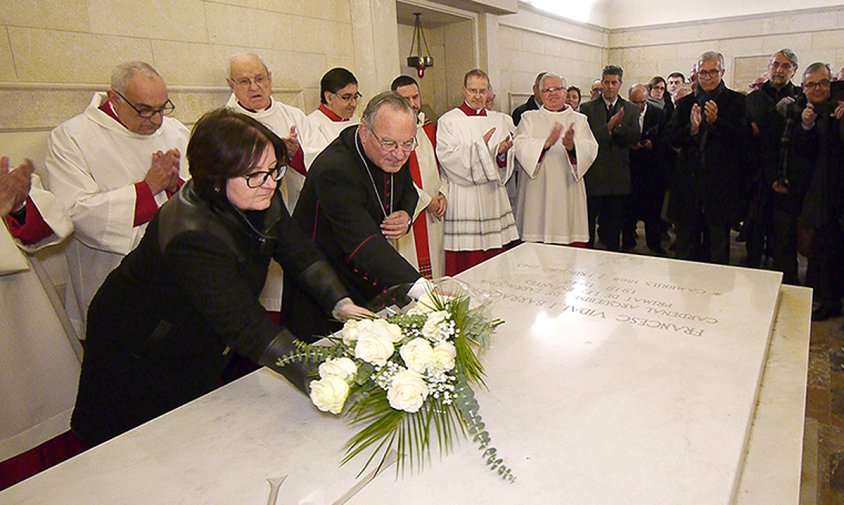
top-left (357, 243), bottom-right (784, 504)
top-left (0, 244), bottom-right (789, 505)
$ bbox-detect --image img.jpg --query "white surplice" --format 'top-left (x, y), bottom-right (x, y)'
top-left (226, 95), bottom-right (328, 312)
top-left (307, 106), bottom-right (359, 146)
top-left (1, 177), bottom-right (79, 460)
top-left (513, 107), bottom-right (598, 244)
top-left (45, 93), bottom-right (190, 336)
top-left (225, 95), bottom-right (326, 212)
top-left (436, 105), bottom-right (518, 252)
top-left (394, 115), bottom-right (448, 279)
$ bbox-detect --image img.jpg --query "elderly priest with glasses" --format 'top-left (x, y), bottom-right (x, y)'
top-left (282, 92), bottom-right (429, 340)
top-left (45, 61), bottom-right (189, 336)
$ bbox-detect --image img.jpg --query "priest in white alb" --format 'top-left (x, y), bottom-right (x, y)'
top-left (45, 61), bottom-right (189, 336)
top-left (1, 157), bottom-right (82, 484)
top-left (308, 67), bottom-right (361, 144)
top-left (436, 68), bottom-right (519, 276)
top-left (225, 52), bottom-right (326, 212)
top-left (225, 53), bottom-right (328, 317)
top-left (391, 75), bottom-right (448, 279)
top-left (514, 73), bottom-right (598, 245)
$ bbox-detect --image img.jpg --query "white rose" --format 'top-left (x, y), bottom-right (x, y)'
top-left (387, 369), bottom-right (429, 413)
top-left (309, 376), bottom-right (350, 415)
top-left (354, 331), bottom-right (395, 366)
top-left (421, 310), bottom-right (451, 341)
top-left (342, 319), bottom-right (371, 346)
top-left (369, 318), bottom-right (404, 343)
top-left (318, 357), bottom-right (358, 381)
top-left (430, 341), bottom-right (456, 371)
top-left (399, 338), bottom-right (434, 373)
top-left (409, 292), bottom-right (437, 314)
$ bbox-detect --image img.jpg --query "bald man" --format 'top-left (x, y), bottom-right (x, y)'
top-left (45, 61), bottom-right (189, 335)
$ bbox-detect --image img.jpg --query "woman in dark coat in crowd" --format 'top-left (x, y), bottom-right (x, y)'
top-left (71, 108), bottom-right (371, 445)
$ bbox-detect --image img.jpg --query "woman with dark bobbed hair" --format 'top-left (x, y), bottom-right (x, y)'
top-left (71, 108), bottom-right (371, 445)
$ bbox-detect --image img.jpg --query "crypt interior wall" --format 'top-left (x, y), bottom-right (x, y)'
top-left (2, 0), bottom-right (843, 168)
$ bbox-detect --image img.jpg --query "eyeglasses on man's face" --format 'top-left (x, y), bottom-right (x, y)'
top-left (698, 69), bottom-right (723, 80)
top-left (370, 130), bottom-right (417, 153)
top-left (333, 91), bottom-right (362, 103)
top-left (542, 87), bottom-right (565, 94)
top-left (232, 74), bottom-right (270, 89)
top-left (770, 62), bottom-right (795, 72)
top-left (465, 87), bottom-right (488, 96)
top-left (243, 165), bottom-right (286, 188)
top-left (114, 90), bottom-right (175, 118)
top-left (803, 79), bottom-right (831, 91)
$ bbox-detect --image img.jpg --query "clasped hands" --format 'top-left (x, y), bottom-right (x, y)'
top-left (0, 156), bottom-right (34, 217)
top-left (801, 101), bottom-right (844, 129)
top-left (690, 100), bottom-right (718, 135)
top-left (145, 149), bottom-right (181, 194)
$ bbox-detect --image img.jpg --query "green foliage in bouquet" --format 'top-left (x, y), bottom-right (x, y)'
top-left (275, 290), bottom-right (514, 482)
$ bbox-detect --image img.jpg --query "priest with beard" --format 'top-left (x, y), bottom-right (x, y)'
top-left (513, 73), bottom-right (598, 246)
top-left (391, 75), bottom-right (448, 279)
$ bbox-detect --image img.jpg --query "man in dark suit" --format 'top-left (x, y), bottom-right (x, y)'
top-left (512, 72), bottom-right (546, 126)
top-left (668, 51), bottom-right (752, 264)
top-left (580, 64), bottom-right (641, 252)
top-left (744, 48), bottom-right (801, 275)
top-left (282, 92), bottom-right (424, 338)
top-left (624, 83), bottom-right (667, 254)
top-left (782, 62), bottom-right (844, 320)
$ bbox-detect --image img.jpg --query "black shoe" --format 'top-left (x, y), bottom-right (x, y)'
top-left (649, 246), bottom-right (667, 256)
top-left (813, 305), bottom-right (842, 322)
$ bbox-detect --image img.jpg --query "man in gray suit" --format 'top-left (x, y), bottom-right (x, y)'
top-left (579, 64), bottom-right (641, 252)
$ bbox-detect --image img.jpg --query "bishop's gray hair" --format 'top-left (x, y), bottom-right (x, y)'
top-left (111, 61), bottom-right (163, 94)
top-left (361, 91), bottom-right (416, 130)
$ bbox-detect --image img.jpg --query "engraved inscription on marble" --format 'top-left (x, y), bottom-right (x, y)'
top-left (478, 261), bottom-right (723, 336)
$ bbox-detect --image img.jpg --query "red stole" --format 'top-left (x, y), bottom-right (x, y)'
top-left (408, 121), bottom-right (439, 279)
top-left (408, 152), bottom-right (432, 279)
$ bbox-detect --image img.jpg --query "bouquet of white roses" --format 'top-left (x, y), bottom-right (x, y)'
top-left (276, 285), bottom-right (514, 481)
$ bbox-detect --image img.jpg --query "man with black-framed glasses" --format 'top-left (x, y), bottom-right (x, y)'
top-left (667, 50), bottom-right (751, 265)
top-left (782, 62), bottom-right (844, 321)
top-left (45, 61), bottom-right (189, 336)
top-left (308, 67), bottom-right (362, 144)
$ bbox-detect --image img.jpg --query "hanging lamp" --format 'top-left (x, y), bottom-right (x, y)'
top-left (407, 13), bottom-right (434, 78)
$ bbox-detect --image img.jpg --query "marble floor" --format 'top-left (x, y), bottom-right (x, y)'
top-left (804, 314), bottom-right (844, 505)
top-left (617, 224), bottom-right (837, 505)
